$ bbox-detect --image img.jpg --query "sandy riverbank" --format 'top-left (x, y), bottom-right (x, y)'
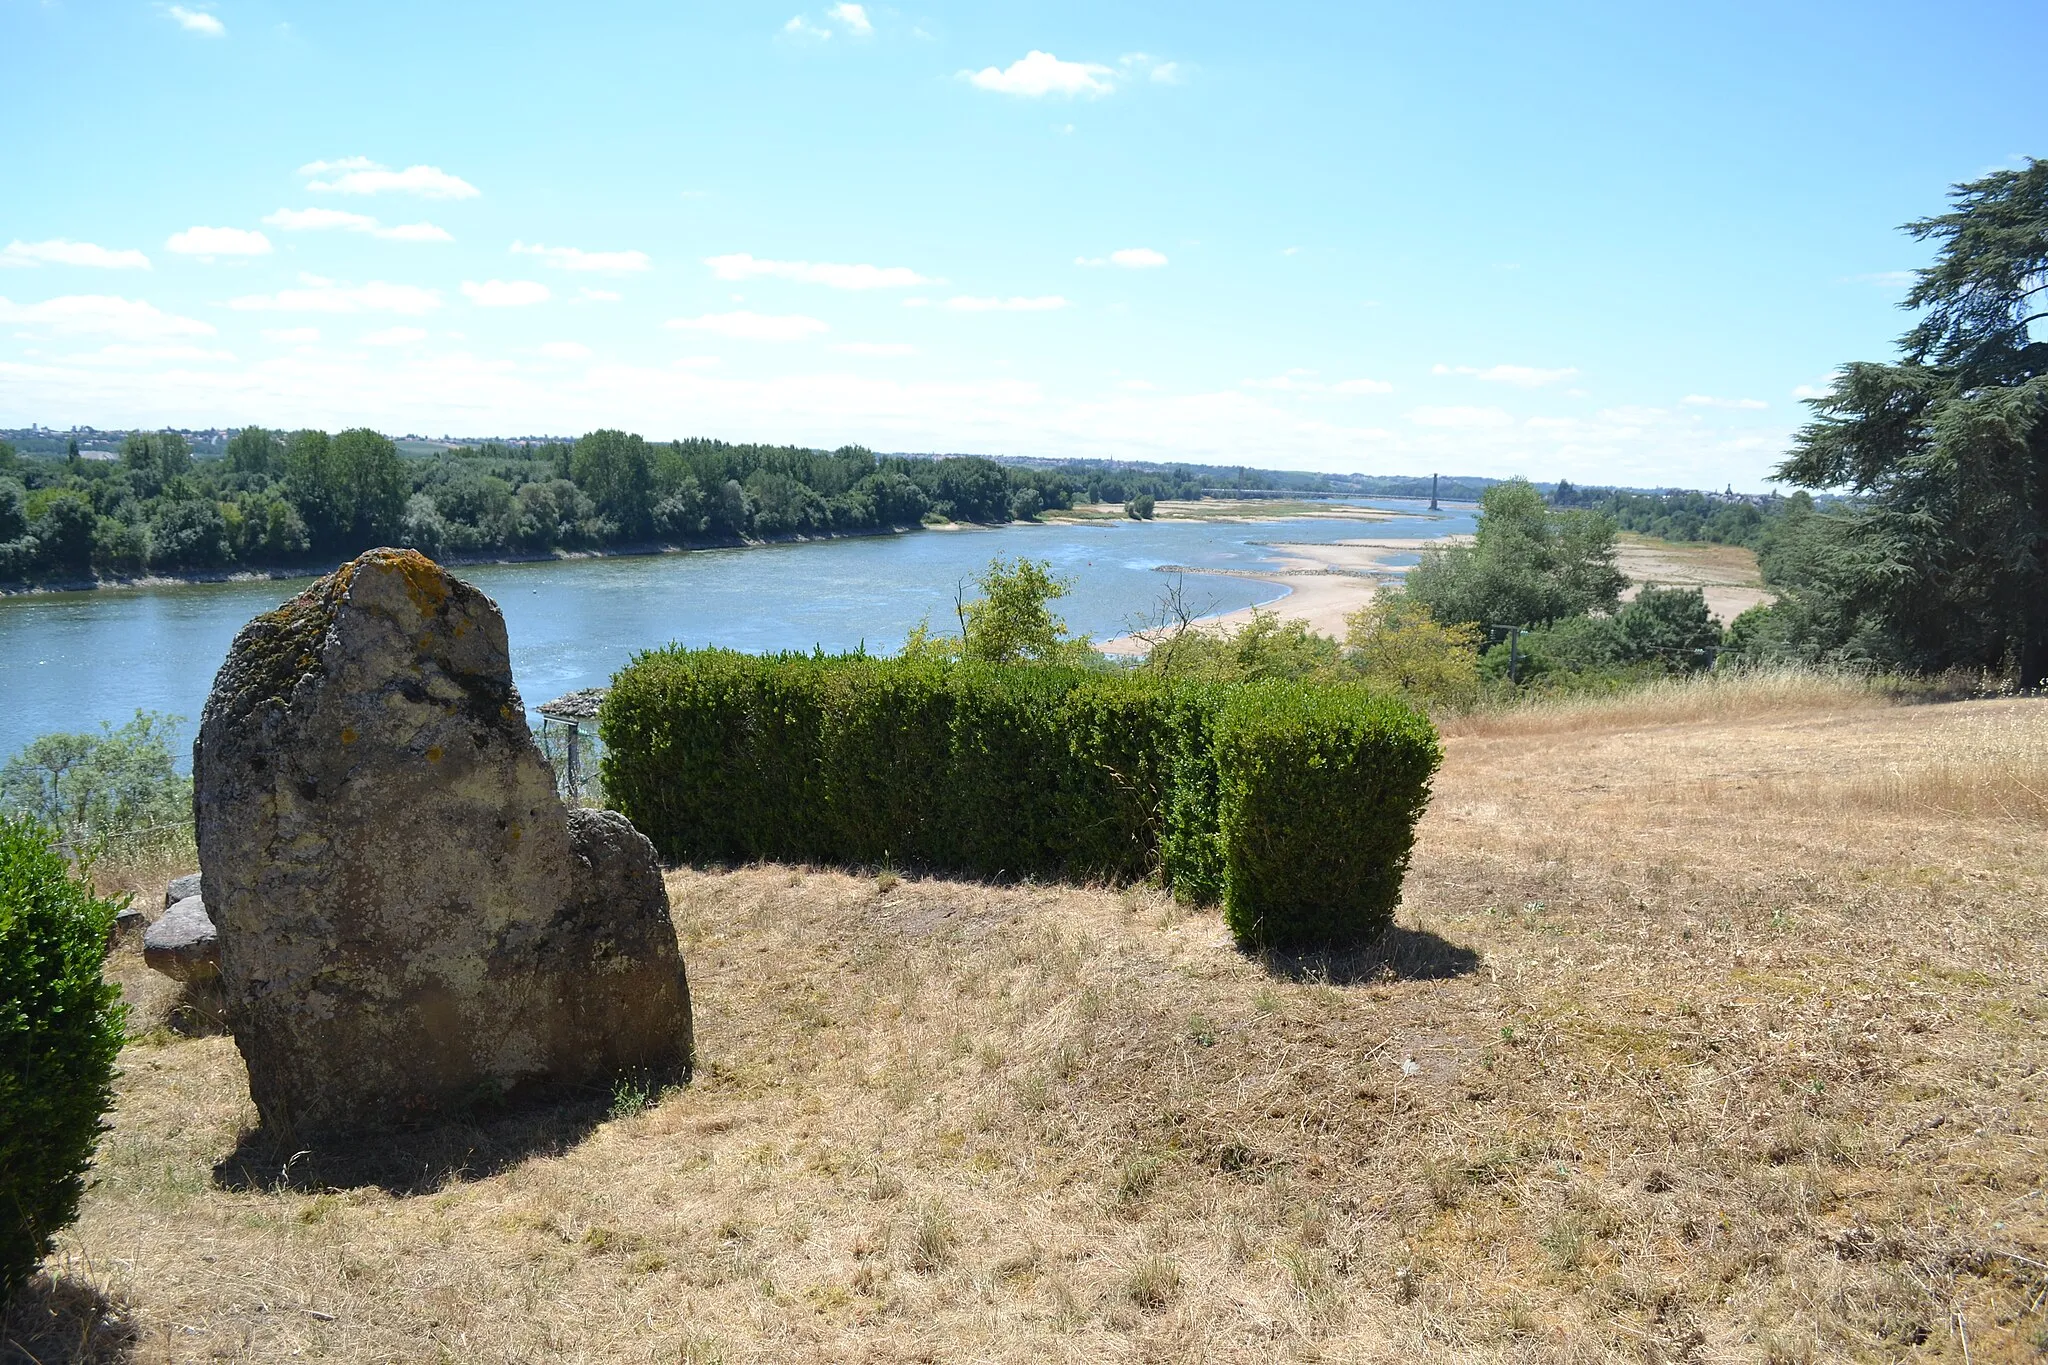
top-left (1100, 533), bottom-right (1777, 656)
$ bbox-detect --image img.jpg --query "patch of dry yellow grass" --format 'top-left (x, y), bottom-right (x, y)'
top-left (15, 697), bottom-right (2048, 1362)
top-left (1441, 663), bottom-right (1894, 740)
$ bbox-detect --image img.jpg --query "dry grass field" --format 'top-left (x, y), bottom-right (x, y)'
top-left (10, 680), bottom-right (2047, 1363)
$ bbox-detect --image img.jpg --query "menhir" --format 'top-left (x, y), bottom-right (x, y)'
top-left (194, 548), bottom-right (691, 1136)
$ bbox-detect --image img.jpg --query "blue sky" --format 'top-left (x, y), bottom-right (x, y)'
top-left (1, 1), bottom-right (2041, 488)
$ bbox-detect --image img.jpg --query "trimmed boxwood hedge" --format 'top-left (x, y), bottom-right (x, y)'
top-left (600, 649), bottom-right (1439, 947)
top-left (1, 816), bottom-right (127, 1298)
top-left (1214, 681), bottom-right (1442, 949)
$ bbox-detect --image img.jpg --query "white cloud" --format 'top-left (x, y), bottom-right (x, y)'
top-left (832, 341), bottom-right (916, 356)
top-left (1076, 247), bottom-right (1168, 269)
top-left (0, 294), bottom-right (215, 339)
top-left (1, 239), bottom-right (151, 270)
top-left (577, 288), bottom-right (622, 303)
top-left (1409, 406), bottom-right (1514, 428)
top-left (165, 226), bottom-right (272, 257)
top-left (1681, 394), bottom-right (1768, 410)
top-left (1851, 270), bottom-right (1915, 288)
top-left (1333, 378), bottom-right (1395, 394)
top-left (940, 295), bottom-right (1068, 312)
top-left (166, 6), bottom-right (223, 36)
top-left (782, 15), bottom-right (829, 39)
top-left (462, 279), bottom-right (551, 307)
top-left (1150, 61), bottom-right (1181, 83)
top-left (828, 3), bottom-right (871, 34)
top-left (76, 342), bottom-right (233, 364)
top-left (227, 275), bottom-right (441, 315)
top-left (1242, 370), bottom-right (1321, 392)
top-left (1792, 383), bottom-right (1832, 400)
top-left (300, 159), bottom-right (479, 199)
top-left (966, 51), bottom-right (1114, 97)
top-left (362, 326), bottom-right (428, 346)
top-left (511, 242), bottom-right (651, 273)
top-left (538, 341), bottom-right (592, 360)
top-left (263, 208), bottom-right (451, 242)
top-left (666, 311), bottom-right (828, 341)
top-left (261, 327), bottom-right (319, 343)
top-left (1432, 363), bottom-right (1578, 388)
top-left (704, 253), bottom-right (930, 289)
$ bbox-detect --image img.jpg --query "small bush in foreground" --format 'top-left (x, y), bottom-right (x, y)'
top-left (0, 816), bottom-right (127, 1298)
top-left (1215, 682), bottom-right (1442, 950)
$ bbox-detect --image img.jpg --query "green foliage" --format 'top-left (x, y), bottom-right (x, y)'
top-left (1125, 492), bottom-right (1157, 519)
top-left (600, 651), bottom-right (1218, 891)
top-left (0, 816), bottom-right (127, 1297)
top-left (1143, 607), bottom-right (1345, 684)
top-left (960, 557), bottom-right (1094, 664)
top-left (1213, 682), bottom-right (1441, 950)
top-left (1405, 479), bottom-right (1627, 629)
top-left (603, 651), bottom-right (1438, 947)
top-left (225, 426), bottom-right (279, 477)
top-left (1773, 159), bottom-right (2048, 687)
top-left (0, 711), bottom-right (191, 850)
top-left (119, 430), bottom-right (190, 494)
top-left (1344, 597), bottom-right (1483, 708)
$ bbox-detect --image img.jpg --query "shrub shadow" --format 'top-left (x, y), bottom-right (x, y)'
top-left (212, 1093), bottom-right (616, 1197)
top-left (1260, 924), bottom-right (1482, 985)
top-left (2, 1273), bottom-right (137, 1364)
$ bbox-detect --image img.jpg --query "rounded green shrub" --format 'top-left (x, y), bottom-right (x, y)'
top-left (1215, 681), bottom-right (1442, 950)
top-left (0, 815), bottom-right (127, 1298)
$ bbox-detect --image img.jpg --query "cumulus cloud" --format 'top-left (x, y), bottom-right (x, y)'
top-left (939, 295), bottom-right (1068, 312)
top-left (1076, 247), bottom-right (1167, 269)
top-left (538, 341), bottom-right (592, 360)
top-left (261, 327), bottom-right (320, 343)
top-left (782, 14), bottom-right (830, 39)
top-left (264, 208), bottom-right (452, 242)
top-left (1333, 378), bottom-right (1395, 394)
top-left (1150, 61), bottom-right (1181, 83)
top-left (704, 253), bottom-right (929, 289)
top-left (227, 274), bottom-right (441, 315)
top-left (1, 239), bottom-right (151, 270)
top-left (462, 279), bottom-right (551, 307)
top-left (300, 158), bottom-right (479, 199)
top-left (832, 341), bottom-right (917, 356)
top-left (1681, 394), bottom-right (1768, 410)
top-left (362, 326), bottom-right (428, 346)
top-left (165, 226), bottom-right (272, 257)
top-left (0, 294), bottom-right (215, 339)
top-left (665, 311), bottom-right (828, 341)
top-left (1408, 405), bottom-right (1514, 428)
top-left (166, 6), bottom-right (223, 36)
top-left (1792, 383), bottom-right (1833, 400)
top-left (966, 51), bottom-right (1114, 97)
top-left (1432, 363), bottom-right (1578, 388)
top-left (828, 3), bottom-right (871, 34)
top-left (577, 288), bottom-right (622, 303)
top-left (512, 242), bottom-right (651, 273)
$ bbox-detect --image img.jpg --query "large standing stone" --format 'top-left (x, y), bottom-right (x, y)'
top-left (195, 548), bottom-right (692, 1137)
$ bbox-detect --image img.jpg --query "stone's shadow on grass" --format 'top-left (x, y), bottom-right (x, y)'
top-left (1, 1273), bottom-right (137, 1364)
top-left (212, 1095), bottom-right (614, 1198)
top-left (1260, 924), bottom-right (1481, 984)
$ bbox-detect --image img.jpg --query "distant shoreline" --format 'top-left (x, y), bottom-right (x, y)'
top-left (0, 499), bottom-right (1435, 601)
top-left (0, 522), bottom-right (931, 599)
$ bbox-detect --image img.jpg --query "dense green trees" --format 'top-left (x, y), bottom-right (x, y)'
top-left (1404, 479), bottom-right (1626, 629)
top-left (1753, 159), bottom-right (2048, 687)
top-left (0, 430), bottom-right (1081, 586)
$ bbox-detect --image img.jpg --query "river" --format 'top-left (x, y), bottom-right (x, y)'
top-left (0, 500), bottom-right (1473, 765)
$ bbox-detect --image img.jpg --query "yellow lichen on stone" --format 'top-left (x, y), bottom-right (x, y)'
top-left (341, 727), bottom-right (359, 746)
top-left (426, 746), bottom-right (444, 763)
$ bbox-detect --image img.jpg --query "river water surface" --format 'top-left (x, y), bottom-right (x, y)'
top-left (0, 500), bottom-right (1472, 765)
